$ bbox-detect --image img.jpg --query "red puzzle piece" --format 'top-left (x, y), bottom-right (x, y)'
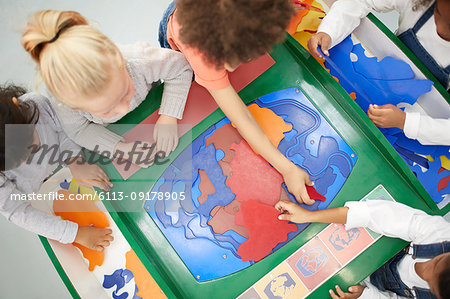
top-left (307, 185), bottom-right (326, 201)
top-left (227, 141), bottom-right (283, 206)
top-left (438, 175), bottom-right (450, 192)
top-left (198, 169), bottom-right (216, 205)
top-left (235, 200), bottom-right (297, 262)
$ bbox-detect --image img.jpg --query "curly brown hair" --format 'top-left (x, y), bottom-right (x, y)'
top-left (176, 0), bottom-right (295, 68)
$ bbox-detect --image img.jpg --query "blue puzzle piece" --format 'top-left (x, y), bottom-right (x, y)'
top-left (352, 44), bottom-right (414, 80)
top-left (394, 133), bottom-right (450, 159)
top-left (412, 159), bottom-right (450, 203)
top-left (103, 269), bottom-right (134, 299)
top-left (194, 144), bottom-right (235, 216)
top-left (394, 145), bottom-right (429, 169)
top-left (313, 167), bottom-right (337, 196)
top-left (320, 37), bottom-right (433, 112)
top-left (59, 179), bottom-right (71, 190)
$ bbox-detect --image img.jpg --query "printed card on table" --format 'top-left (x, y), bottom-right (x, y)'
top-left (286, 237), bottom-right (340, 291)
top-left (253, 262), bottom-right (308, 299)
top-left (318, 224), bottom-right (375, 265)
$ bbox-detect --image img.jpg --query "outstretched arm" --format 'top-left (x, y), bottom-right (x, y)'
top-left (209, 85), bottom-right (314, 204)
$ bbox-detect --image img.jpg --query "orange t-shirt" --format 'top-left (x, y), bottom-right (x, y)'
top-left (166, 10), bottom-right (230, 91)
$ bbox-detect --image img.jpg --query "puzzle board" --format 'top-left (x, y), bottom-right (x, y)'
top-left (144, 87), bottom-right (358, 281)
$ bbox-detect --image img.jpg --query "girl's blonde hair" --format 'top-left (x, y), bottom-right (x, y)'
top-left (22, 10), bottom-right (124, 106)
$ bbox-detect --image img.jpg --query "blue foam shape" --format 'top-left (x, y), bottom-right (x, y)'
top-left (352, 44), bottom-right (415, 80)
top-left (394, 133), bottom-right (450, 159)
top-left (412, 159), bottom-right (450, 203)
top-left (103, 269), bottom-right (135, 299)
top-left (256, 93), bottom-right (354, 178)
top-left (59, 179), bottom-right (71, 190)
top-left (321, 37), bottom-right (433, 112)
top-left (394, 145), bottom-right (429, 169)
top-left (194, 144), bottom-right (235, 216)
top-left (313, 167), bottom-right (337, 196)
top-left (215, 149), bottom-right (225, 162)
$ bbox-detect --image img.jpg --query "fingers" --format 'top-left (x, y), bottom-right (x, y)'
top-left (89, 179), bottom-right (112, 192)
top-left (329, 289), bottom-right (339, 299)
top-left (349, 284), bottom-right (365, 295)
top-left (299, 187), bottom-right (314, 205)
top-left (308, 33), bottom-right (331, 58)
top-left (278, 214), bottom-right (293, 221)
top-left (307, 36), bottom-right (322, 58)
top-left (335, 285), bottom-right (345, 297)
top-left (321, 36), bottom-right (331, 56)
top-left (275, 200), bottom-right (295, 213)
top-left (94, 245), bottom-right (104, 252)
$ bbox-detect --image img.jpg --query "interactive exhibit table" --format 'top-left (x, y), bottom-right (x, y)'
top-left (39, 4), bottom-right (449, 299)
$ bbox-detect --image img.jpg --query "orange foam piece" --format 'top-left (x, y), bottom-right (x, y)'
top-left (125, 250), bottom-right (167, 299)
top-left (287, 0), bottom-right (314, 35)
top-left (248, 103), bottom-right (293, 149)
top-left (349, 92), bottom-right (357, 100)
top-left (198, 169), bottom-right (216, 205)
top-left (227, 141), bottom-right (283, 206)
top-left (54, 190), bottom-right (109, 271)
top-left (114, 54), bottom-right (275, 180)
top-left (235, 199), bottom-right (297, 262)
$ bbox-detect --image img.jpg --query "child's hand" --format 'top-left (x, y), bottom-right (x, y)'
top-left (308, 32), bottom-right (332, 58)
top-left (67, 158), bottom-right (113, 191)
top-left (282, 164), bottom-right (314, 205)
top-left (329, 285), bottom-right (365, 299)
top-left (154, 115), bottom-right (179, 158)
top-left (74, 226), bottom-right (114, 252)
top-left (367, 104), bottom-right (406, 129)
top-left (275, 200), bottom-right (312, 223)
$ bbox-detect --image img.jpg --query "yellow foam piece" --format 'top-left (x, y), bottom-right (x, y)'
top-left (293, 31), bottom-right (315, 49)
top-left (296, 8), bottom-right (325, 33)
top-left (441, 156), bottom-right (450, 170)
top-left (426, 155), bottom-right (434, 162)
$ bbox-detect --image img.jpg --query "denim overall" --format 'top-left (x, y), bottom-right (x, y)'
top-left (398, 2), bottom-right (450, 89)
top-left (370, 241), bottom-right (450, 298)
top-left (158, 1), bottom-right (176, 49)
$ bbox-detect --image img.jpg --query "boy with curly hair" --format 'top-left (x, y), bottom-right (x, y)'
top-left (158, 0), bottom-right (316, 205)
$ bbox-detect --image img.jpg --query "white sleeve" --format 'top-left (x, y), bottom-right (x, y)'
top-left (318, 0), bottom-right (401, 48)
top-left (344, 200), bottom-right (450, 244)
top-left (0, 175), bottom-right (78, 244)
top-left (403, 112), bottom-right (450, 145)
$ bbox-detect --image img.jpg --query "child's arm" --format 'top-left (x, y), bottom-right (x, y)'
top-left (308, 0), bottom-right (402, 57)
top-left (122, 44), bottom-right (193, 155)
top-left (367, 104), bottom-right (450, 145)
top-left (0, 175), bottom-right (78, 243)
top-left (276, 200), bottom-right (450, 244)
top-left (210, 86), bottom-right (314, 204)
top-left (0, 175), bottom-right (113, 251)
top-left (276, 200), bottom-right (348, 223)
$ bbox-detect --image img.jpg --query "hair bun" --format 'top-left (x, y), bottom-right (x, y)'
top-left (22, 10), bottom-right (88, 62)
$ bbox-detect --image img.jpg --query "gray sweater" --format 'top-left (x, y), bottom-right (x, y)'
top-left (46, 42), bottom-right (193, 154)
top-left (0, 94), bottom-right (81, 244)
